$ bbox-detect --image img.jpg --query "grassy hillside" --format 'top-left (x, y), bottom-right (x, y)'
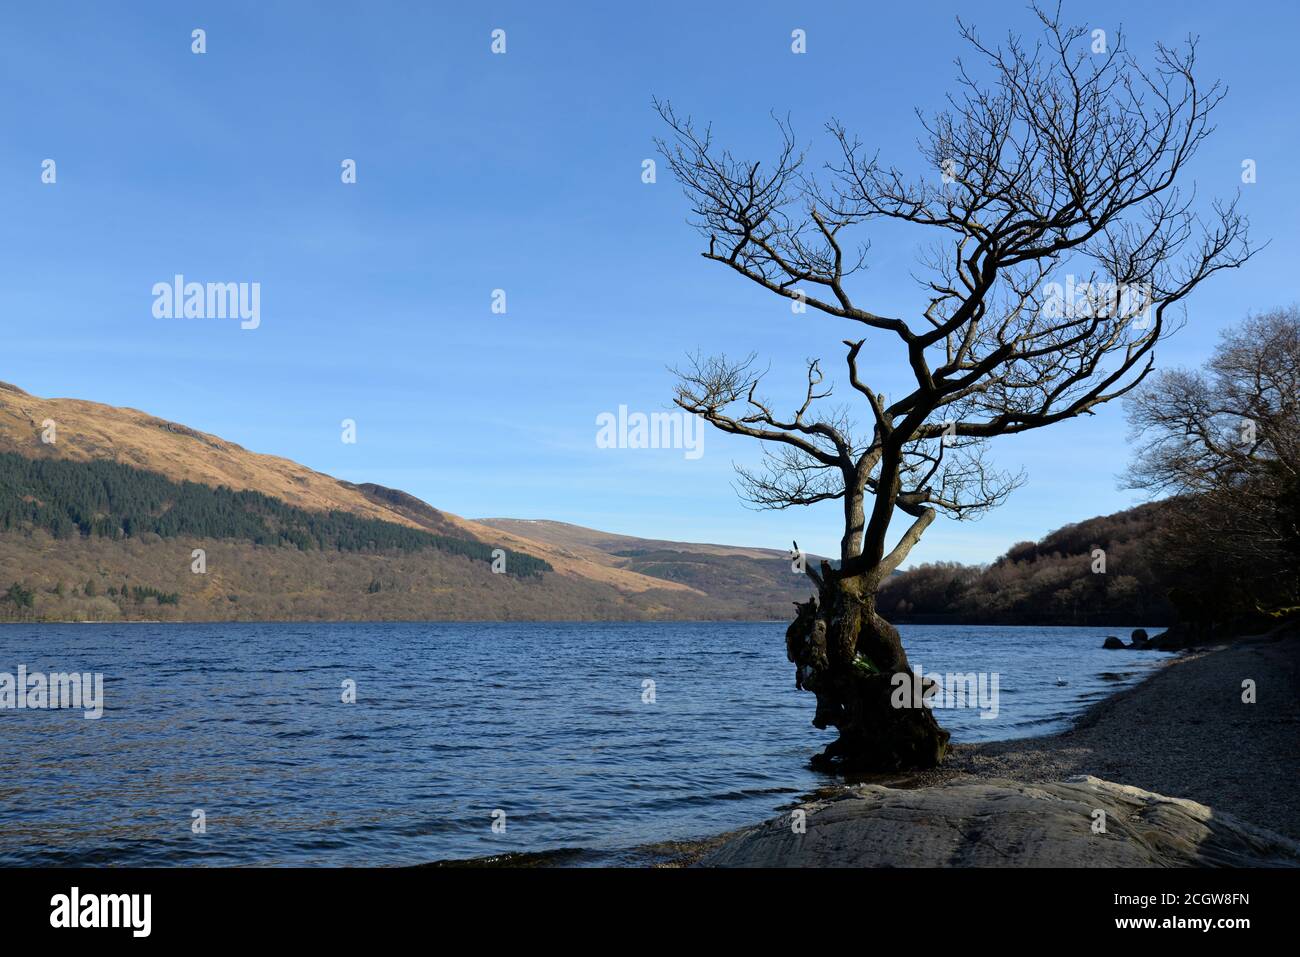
top-left (478, 518), bottom-right (815, 612)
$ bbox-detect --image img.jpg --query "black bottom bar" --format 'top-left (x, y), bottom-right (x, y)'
top-left (1, 866), bottom-right (1293, 942)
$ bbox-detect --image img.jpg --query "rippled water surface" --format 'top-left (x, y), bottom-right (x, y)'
top-left (0, 621), bottom-right (1169, 865)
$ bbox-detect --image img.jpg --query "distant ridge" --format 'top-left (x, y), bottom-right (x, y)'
top-left (0, 382), bottom-right (808, 621)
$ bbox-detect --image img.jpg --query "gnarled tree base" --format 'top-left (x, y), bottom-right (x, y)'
top-left (786, 575), bottom-right (949, 773)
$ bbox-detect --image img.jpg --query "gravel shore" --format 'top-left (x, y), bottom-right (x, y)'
top-left (922, 629), bottom-right (1300, 839)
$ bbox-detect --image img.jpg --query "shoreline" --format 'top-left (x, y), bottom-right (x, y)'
top-left (654, 628), bottom-right (1299, 865)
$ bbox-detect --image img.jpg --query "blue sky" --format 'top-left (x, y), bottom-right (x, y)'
top-left (2, 1), bottom-right (1297, 564)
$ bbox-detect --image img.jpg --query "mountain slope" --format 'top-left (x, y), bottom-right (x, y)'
top-left (477, 518), bottom-right (813, 606)
top-left (0, 382), bottom-right (807, 620)
top-left (475, 518), bottom-right (786, 561)
top-left (0, 381), bottom-right (702, 596)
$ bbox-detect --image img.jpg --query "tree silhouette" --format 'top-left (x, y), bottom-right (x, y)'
top-left (657, 4), bottom-right (1255, 770)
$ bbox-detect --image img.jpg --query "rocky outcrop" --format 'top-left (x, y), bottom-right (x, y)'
top-left (1150, 627), bottom-right (1189, 650)
top-left (1103, 628), bottom-right (1163, 650)
top-left (699, 776), bottom-right (1300, 868)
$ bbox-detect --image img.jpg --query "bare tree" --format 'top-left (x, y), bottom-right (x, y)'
top-left (1126, 307), bottom-right (1299, 625)
top-left (656, 4), bottom-right (1255, 770)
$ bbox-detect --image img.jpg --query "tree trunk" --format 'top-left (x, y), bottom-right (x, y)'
top-left (785, 572), bottom-right (949, 772)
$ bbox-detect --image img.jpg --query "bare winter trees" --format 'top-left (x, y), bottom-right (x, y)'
top-left (657, 6), bottom-right (1255, 770)
top-left (1127, 307), bottom-right (1300, 627)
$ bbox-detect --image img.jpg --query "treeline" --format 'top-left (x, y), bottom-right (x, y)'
top-left (1, 579), bottom-right (179, 616)
top-left (0, 451), bottom-right (549, 578)
top-left (880, 501), bottom-right (1175, 626)
top-left (0, 533), bottom-right (752, 623)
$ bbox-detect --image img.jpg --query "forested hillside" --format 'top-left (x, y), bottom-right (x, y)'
top-left (0, 451), bottom-right (549, 577)
top-left (0, 531), bottom-right (733, 622)
top-left (0, 447), bottom-right (1181, 624)
top-left (0, 445), bottom-right (1185, 625)
top-left (879, 501), bottom-right (1173, 626)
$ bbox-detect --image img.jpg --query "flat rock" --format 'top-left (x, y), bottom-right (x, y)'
top-left (699, 776), bottom-right (1300, 867)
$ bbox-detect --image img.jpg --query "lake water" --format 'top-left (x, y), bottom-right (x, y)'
top-left (0, 621), bottom-right (1170, 866)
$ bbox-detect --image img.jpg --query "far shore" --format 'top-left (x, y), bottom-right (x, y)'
top-left (655, 627), bottom-right (1299, 865)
